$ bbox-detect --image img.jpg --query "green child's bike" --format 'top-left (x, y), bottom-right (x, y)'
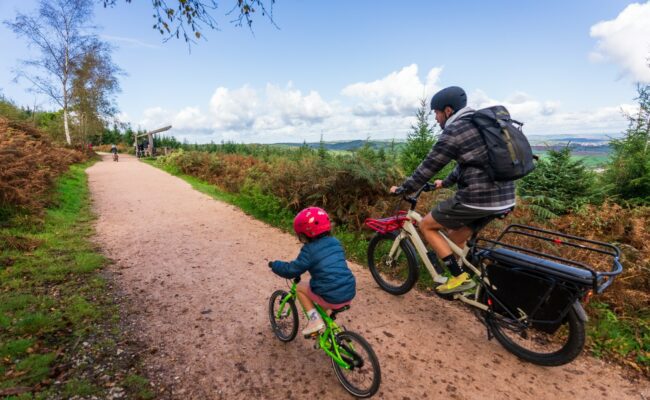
top-left (268, 277), bottom-right (381, 398)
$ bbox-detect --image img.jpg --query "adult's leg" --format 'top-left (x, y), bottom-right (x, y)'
top-left (419, 213), bottom-right (453, 258)
top-left (447, 226), bottom-right (473, 249)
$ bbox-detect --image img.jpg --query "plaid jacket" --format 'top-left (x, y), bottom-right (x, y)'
top-left (401, 108), bottom-right (516, 209)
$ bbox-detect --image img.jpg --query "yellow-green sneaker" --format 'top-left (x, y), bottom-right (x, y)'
top-left (435, 272), bottom-right (475, 294)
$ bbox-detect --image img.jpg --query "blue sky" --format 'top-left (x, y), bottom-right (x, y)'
top-left (1, 0), bottom-right (649, 143)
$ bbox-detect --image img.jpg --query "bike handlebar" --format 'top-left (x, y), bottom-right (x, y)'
top-left (392, 183), bottom-right (436, 209)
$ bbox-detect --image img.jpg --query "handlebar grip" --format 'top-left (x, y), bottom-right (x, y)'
top-left (392, 186), bottom-right (406, 196)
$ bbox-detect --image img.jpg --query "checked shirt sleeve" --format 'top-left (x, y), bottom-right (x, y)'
top-left (442, 165), bottom-right (461, 188)
top-left (401, 133), bottom-right (459, 192)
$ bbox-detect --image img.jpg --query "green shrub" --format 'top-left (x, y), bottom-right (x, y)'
top-left (518, 146), bottom-right (599, 217)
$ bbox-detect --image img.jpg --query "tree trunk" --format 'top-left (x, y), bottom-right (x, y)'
top-left (63, 39), bottom-right (71, 145)
top-left (63, 107), bottom-right (71, 145)
top-left (62, 73), bottom-right (71, 144)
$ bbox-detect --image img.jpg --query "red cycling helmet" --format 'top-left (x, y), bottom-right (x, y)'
top-left (293, 207), bottom-right (331, 238)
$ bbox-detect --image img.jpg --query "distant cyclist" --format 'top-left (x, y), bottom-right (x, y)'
top-left (390, 86), bottom-right (516, 294)
top-left (111, 144), bottom-right (118, 162)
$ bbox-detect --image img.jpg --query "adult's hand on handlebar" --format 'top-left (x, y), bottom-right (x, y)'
top-left (434, 179), bottom-right (443, 189)
top-left (389, 186), bottom-right (405, 195)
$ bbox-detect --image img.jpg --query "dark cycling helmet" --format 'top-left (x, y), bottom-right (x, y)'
top-left (430, 86), bottom-right (467, 112)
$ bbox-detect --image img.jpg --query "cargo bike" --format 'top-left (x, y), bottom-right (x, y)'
top-left (365, 182), bottom-right (623, 365)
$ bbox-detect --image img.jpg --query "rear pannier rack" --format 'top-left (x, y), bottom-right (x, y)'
top-left (476, 224), bottom-right (623, 293)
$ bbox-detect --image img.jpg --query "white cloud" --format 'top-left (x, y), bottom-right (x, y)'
top-left (208, 86), bottom-right (258, 131)
top-left (139, 107), bottom-right (170, 129)
top-left (471, 89), bottom-right (633, 135)
top-left (341, 64), bottom-right (442, 116)
top-left (131, 65), bottom-right (633, 143)
top-left (590, 2), bottom-right (650, 83)
top-left (173, 107), bottom-right (207, 130)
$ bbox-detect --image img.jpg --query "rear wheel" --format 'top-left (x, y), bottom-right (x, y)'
top-left (268, 290), bottom-right (299, 342)
top-left (485, 297), bottom-right (585, 366)
top-left (367, 232), bottom-right (419, 295)
top-left (331, 331), bottom-right (381, 398)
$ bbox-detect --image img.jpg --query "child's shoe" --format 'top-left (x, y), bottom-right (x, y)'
top-left (302, 314), bottom-right (325, 336)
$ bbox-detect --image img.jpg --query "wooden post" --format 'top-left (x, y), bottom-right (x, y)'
top-left (136, 125), bottom-right (172, 158)
top-left (147, 133), bottom-right (154, 156)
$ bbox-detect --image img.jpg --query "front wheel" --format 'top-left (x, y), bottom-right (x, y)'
top-left (486, 303), bottom-right (586, 366)
top-left (268, 290), bottom-right (299, 342)
top-left (367, 232), bottom-right (419, 295)
top-left (331, 331), bottom-right (381, 398)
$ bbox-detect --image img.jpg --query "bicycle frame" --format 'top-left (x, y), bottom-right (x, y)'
top-left (274, 281), bottom-right (357, 369)
top-left (393, 209), bottom-right (491, 311)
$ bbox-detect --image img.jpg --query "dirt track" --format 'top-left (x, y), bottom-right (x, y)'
top-left (87, 154), bottom-right (649, 400)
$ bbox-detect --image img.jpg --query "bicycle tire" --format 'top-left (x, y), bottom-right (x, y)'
top-left (367, 232), bottom-right (419, 295)
top-left (268, 290), bottom-right (299, 342)
top-left (331, 331), bottom-right (381, 398)
top-left (484, 296), bottom-right (586, 366)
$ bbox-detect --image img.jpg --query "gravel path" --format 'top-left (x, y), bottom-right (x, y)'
top-left (87, 154), bottom-right (649, 400)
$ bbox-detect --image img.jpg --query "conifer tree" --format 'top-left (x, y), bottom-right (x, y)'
top-left (399, 98), bottom-right (435, 175)
top-left (603, 85), bottom-right (650, 205)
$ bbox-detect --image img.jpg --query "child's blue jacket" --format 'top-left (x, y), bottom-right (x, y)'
top-left (270, 236), bottom-right (356, 304)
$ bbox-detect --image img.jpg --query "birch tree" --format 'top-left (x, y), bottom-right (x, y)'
top-left (70, 39), bottom-right (121, 145)
top-left (5, 0), bottom-right (94, 145)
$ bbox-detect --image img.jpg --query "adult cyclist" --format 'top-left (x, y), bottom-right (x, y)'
top-left (390, 86), bottom-right (516, 294)
top-left (110, 144), bottom-right (118, 161)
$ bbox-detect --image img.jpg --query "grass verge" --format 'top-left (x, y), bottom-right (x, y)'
top-left (0, 162), bottom-right (154, 399)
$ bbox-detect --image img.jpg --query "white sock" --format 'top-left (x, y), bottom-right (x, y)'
top-left (307, 309), bottom-right (318, 320)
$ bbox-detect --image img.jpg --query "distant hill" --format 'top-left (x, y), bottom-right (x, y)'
top-left (274, 140), bottom-right (405, 152)
top-left (526, 133), bottom-right (620, 146)
top-left (273, 135), bottom-right (614, 168)
top-left (274, 133), bottom-right (620, 153)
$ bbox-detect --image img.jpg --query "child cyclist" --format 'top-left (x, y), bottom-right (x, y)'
top-left (269, 207), bottom-right (356, 336)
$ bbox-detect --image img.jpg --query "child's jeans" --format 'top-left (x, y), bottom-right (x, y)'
top-left (298, 281), bottom-right (352, 310)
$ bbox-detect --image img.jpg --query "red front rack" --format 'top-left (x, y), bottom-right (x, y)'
top-left (364, 211), bottom-right (410, 234)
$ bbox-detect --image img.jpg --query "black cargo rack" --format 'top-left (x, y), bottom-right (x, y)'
top-left (475, 224), bottom-right (623, 293)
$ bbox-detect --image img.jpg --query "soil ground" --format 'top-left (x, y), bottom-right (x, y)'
top-left (87, 154), bottom-right (650, 400)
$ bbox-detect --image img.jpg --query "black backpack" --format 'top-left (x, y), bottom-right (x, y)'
top-left (465, 106), bottom-right (535, 181)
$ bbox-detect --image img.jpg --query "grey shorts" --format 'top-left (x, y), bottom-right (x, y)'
top-left (431, 198), bottom-right (508, 230)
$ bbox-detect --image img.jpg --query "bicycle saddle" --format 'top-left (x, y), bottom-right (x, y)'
top-left (330, 305), bottom-right (351, 320)
top-left (470, 207), bottom-right (514, 231)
